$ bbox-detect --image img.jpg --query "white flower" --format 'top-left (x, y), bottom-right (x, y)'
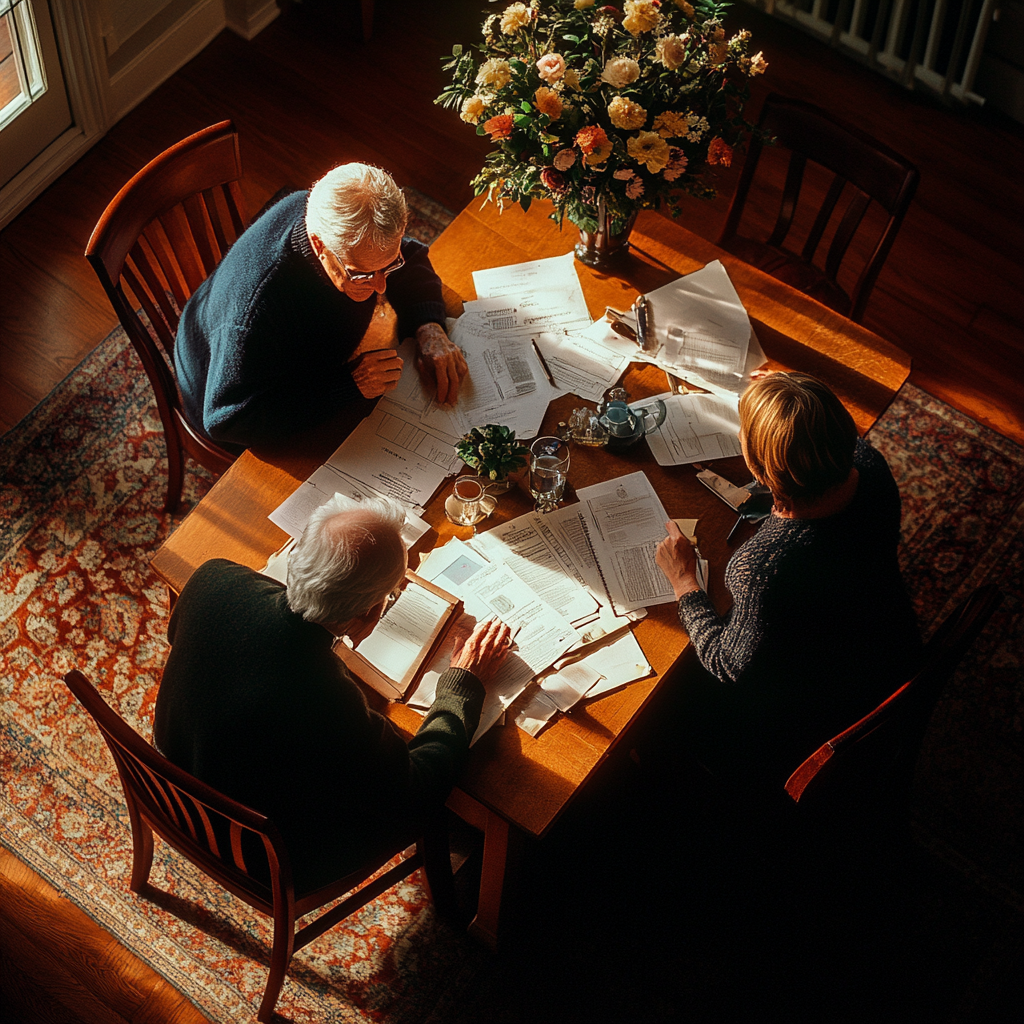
top-left (476, 57), bottom-right (512, 89)
top-left (656, 34), bottom-right (688, 71)
top-left (537, 53), bottom-right (566, 83)
top-left (601, 57), bottom-right (640, 89)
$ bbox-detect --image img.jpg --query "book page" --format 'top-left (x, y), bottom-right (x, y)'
top-left (355, 583), bottom-right (453, 684)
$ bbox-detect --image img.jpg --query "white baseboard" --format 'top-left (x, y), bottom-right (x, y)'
top-left (225, 0), bottom-right (280, 41)
top-left (107, 0), bottom-right (225, 124)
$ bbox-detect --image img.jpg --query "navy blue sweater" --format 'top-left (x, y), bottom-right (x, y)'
top-left (174, 191), bottom-right (447, 449)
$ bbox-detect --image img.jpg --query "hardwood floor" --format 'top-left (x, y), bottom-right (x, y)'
top-left (1, 1), bottom-right (1022, 1021)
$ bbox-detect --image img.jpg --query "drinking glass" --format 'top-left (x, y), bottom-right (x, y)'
top-left (445, 476), bottom-right (493, 529)
top-left (529, 436), bottom-right (570, 513)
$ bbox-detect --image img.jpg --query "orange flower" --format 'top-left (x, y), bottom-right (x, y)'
top-left (483, 114), bottom-right (515, 141)
top-left (575, 124), bottom-right (609, 155)
top-left (534, 86), bottom-right (563, 120)
top-left (707, 137), bottom-right (733, 167)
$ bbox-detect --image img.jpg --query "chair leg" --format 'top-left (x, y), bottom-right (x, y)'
top-left (258, 904), bottom-right (296, 1023)
top-left (419, 811), bottom-right (466, 925)
top-left (129, 820), bottom-right (155, 892)
top-left (164, 429), bottom-right (186, 514)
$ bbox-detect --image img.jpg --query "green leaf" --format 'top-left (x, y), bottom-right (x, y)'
top-left (521, 100), bottom-right (533, 113)
top-left (513, 113), bottom-right (533, 126)
top-left (519, 195), bottom-right (532, 213)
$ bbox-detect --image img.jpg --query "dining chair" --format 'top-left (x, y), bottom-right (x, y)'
top-left (718, 93), bottom-right (920, 323)
top-left (63, 669), bottom-right (462, 1023)
top-left (784, 584), bottom-right (1002, 815)
top-left (85, 120), bottom-right (247, 513)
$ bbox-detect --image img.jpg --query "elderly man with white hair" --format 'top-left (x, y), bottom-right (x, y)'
top-left (154, 493), bottom-right (509, 893)
top-left (175, 163), bottom-right (468, 451)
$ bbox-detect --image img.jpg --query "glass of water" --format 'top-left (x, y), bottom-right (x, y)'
top-left (445, 476), bottom-right (494, 529)
top-left (529, 436), bottom-right (570, 513)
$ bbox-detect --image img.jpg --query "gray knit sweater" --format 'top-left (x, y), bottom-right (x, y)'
top-left (676, 438), bottom-right (921, 783)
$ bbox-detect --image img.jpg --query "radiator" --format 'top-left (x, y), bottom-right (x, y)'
top-left (748, 0), bottom-right (999, 104)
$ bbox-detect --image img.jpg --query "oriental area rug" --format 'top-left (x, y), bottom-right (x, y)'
top-left (2, 228), bottom-right (1022, 1019)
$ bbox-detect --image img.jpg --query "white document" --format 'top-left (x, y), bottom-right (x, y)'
top-left (637, 391), bottom-right (743, 466)
top-left (533, 320), bottom-right (632, 402)
top-left (446, 312), bottom-right (564, 438)
top-left (407, 540), bottom-right (551, 744)
top-left (354, 583), bottom-right (453, 684)
top-left (326, 400), bottom-right (460, 509)
top-left (573, 471), bottom-right (677, 613)
top-left (462, 561), bottom-right (579, 675)
top-left (471, 252), bottom-right (592, 337)
top-left (471, 512), bottom-right (600, 624)
top-left (268, 464), bottom-right (431, 545)
top-left (386, 338), bottom-right (469, 438)
top-left (574, 631), bottom-right (652, 699)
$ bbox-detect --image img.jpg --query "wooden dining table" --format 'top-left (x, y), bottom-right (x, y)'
top-left (150, 199), bottom-right (911, 948)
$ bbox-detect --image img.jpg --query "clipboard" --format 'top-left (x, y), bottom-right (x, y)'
top-left (334, 570), bottom-right (463, 701)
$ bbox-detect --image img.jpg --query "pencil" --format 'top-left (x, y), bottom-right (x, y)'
top-left (531, 339), bottom-right (557, 388)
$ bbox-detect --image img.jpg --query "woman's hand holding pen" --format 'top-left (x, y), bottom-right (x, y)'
top-left (655, 521), bottom-right (702, 601)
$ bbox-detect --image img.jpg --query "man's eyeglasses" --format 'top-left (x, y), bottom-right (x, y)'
top-left (340, 251), bottom-right (405, 283)
top-left (382, 585), bottom-right (403, 616)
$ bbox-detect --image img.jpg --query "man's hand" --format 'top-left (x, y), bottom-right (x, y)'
top-left (450, 618), bottom-right (513, 686)
top-left (655, 520), bottom-right (702, 601)
top-left (351, 349), bottom-right (403, 399)
top-left (413, 323), bottom-right (468, 406)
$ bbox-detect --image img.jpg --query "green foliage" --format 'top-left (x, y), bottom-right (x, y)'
top-left (455, 425), bottom-right (529, 481)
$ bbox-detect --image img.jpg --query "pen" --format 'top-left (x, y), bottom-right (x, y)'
top-left (726, 513), bottom-right (745, 543)
top-left (531, 339), bottom-right (557, 387)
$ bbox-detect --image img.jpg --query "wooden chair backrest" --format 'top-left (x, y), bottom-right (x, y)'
top-left (785, 585), bottom-right (1002, 806)
top-left (720, 93), bottom-right (919, 322)
top-left (63, 669), bottom-right (288, 915)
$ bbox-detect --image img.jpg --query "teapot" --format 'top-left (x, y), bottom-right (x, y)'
top-left (597, 388), bottom-right (667, 453)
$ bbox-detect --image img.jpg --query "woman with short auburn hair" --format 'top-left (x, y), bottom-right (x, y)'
top-left (655, 371), bottom-right (921, 789)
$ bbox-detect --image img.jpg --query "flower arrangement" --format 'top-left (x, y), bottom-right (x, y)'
top-left (456, 424), bottom-right (530, 481)
top-left (437, 0), bottom-right (767, 238)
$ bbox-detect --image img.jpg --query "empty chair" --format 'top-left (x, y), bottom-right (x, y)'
top-left (63, 668), bottom-right (462, 1023)
top-left (785, 584), bottom-right (1002, 818)
top-left (85, 121), bottom-right (247, 512)
top-left (718, 93), bottom-right (919, 323)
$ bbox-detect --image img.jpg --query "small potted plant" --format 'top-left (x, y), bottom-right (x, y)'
top-left (456, 424), bottom-right (529, 491)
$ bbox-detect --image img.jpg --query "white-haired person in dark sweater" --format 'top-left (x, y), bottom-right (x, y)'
top-left (155, 492), bottom-right (509, 892)
top-left (175, 162), bottom-right (468, 451)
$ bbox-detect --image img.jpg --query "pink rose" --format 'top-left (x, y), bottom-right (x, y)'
top-left (553, 148), bottom-right (576, 170)
top-left (536, 53), bottom-right (566, 83)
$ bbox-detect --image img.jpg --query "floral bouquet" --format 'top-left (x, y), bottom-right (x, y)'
top-left (437, 0), bottom-right (767, 249)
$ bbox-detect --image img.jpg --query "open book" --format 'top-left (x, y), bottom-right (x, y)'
top-left (334, 571), bottom-right (463, 701)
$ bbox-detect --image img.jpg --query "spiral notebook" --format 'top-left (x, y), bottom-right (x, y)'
top-left (546, 471), bottom-right (678, 615)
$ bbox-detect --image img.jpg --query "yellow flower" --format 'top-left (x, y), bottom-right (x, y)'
top-left (750, 51), bottom-right (768, 75)
top-left (585, 138), bottom-right (614, 166)
top-left (608, 95), bottom-right (647, 130)
top-left (652, 111), bottom-right (689, 139)
top-left (535, 86), bottom-right (563, 120)
top-left (563, 68), bottom-right (581, 91)
top-left (574, 0), bottom-right (595, 8)
top-left (673, 0), bottom-right (695, 16)
top-left (622, 0), bottom-right (662, 36)
top-left (500, 2), bottom-right (531, 34)
top-left (476, 57), bottom-right (512, 89)
top-left (709, 41), bottom-right (729, 66)
top-left (460, 96), bottom-right (486, 124)
top-left (656, 34), bottom-right (688, 71)
top-left (627, 131), bottom-right (671, 173)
